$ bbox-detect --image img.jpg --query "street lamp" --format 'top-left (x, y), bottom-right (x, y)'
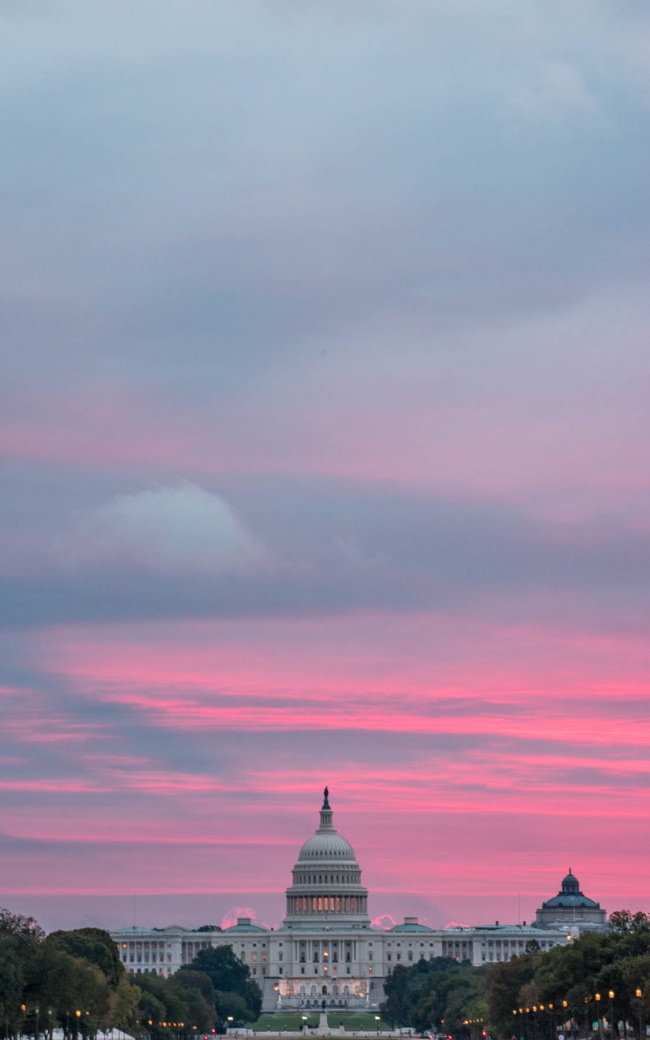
top-left (34, 1005), bottom-right (40, 1040)
top-left (608, 992), bottom-right (615, 1040)
top-left (595, 995), bottom-right (603, 1040)
top-left (375, 1016), bottom-right (381, 1034)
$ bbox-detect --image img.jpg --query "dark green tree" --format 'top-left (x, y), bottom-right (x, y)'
top-left (46, 929), bottom-right (123, 989)
top-left (138, 973), bottom-right (214, 1038)
top-left (185, 946), bottom-right (262, 1024)
top-left (174, 969), bottom-right (215, 1007)
top-left (0, 908), bottom-right (45, 1037)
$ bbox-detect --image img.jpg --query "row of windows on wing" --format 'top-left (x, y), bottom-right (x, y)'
top-left (288, 895), bottom-right (367, 913)
top-left (235, 942), bottom-right (357, 980)
top-left (294, 871), bottom-right (361, 885)
top-left (119, 940), bottom-right (174, 967)
top-left (440, 937), bottom-right (559, 964)
top-left (301, 949), bottom-right (362, 963)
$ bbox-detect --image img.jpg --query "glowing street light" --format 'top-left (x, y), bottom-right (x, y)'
top-left (635, 990), bottom-right (644, 1040)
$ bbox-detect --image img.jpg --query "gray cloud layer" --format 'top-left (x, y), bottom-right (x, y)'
top-left (1, 473), bottom-right (649, 632)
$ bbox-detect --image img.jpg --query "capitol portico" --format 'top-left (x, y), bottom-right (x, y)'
top-left (110, 789), bottom-right (607, 1012)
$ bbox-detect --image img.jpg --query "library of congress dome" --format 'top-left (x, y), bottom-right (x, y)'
top-left (111, 789), bottom-right (607, 1013)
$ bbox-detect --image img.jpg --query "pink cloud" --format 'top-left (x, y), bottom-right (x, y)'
top-left (2, 611), bottom-right (649, 917)
top-left (220, 906), bottom-right (259, 929)
top-left (371, 914), bottom-right (396, 930)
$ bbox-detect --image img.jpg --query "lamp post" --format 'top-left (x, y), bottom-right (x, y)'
top-left (596, 996), bottom-right (603, 1040)
top-left (75, 1010), bottom-right (82, 1040)
top-left (375, 1016), bottom-right (381, 1034)
top-left (636, 990), bottom-right (644, 1040)
top-left (609, 992), bottom-right (615, 1040)
top-left (34, 1006), bottom-right (40, 1040)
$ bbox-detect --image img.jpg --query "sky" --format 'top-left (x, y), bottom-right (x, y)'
top-left (1, 0), bottom-right (650, 935)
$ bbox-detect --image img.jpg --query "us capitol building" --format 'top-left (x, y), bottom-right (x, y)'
top-left (110, 789), bottom-right (607, 1012)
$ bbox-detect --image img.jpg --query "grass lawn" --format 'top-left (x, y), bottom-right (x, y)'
top-left (329, 1013), bottom-right (391, 1031)
top-left (252, 1013), bottom-right (392, 1032)
top-left (253, 1014), bottom-right (320, 1032)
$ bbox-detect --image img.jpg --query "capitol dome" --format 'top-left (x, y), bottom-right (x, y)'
top-left (298, 831), bottom-right (356, 860)
top-left (284, 788), bottom-right (370, 929)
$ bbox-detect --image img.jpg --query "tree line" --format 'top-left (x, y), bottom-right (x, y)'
top-left (380, 912), bottom-right (650, 1040)
top-left (0, 909), bottom-right (262, 1040)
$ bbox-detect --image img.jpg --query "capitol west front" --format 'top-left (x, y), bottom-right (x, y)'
top-left (111, 790), bottom-right (606, 1012)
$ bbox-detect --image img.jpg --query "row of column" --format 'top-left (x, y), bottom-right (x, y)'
top-left (288, 895), bottom-right (366, 913)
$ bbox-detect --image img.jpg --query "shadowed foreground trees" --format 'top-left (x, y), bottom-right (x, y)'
top-left (185, 946), bottom-right (263, 1024)
top-left (0, 908), bottom-right (260, 1038)
top-left (137, 972), bottom-right (214, 1038)
top-left (484, 913), bottom-right (650, 1039)
top-left (380, 957), bottom-right (487, 1033)
top-left (380, 913), bottom-right (650, 1040)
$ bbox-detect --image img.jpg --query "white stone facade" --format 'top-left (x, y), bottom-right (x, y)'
top-left (110, 791), bottom-right (597, 1011)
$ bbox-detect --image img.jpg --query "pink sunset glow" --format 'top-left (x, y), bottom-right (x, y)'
top-left (1, 0), bottom-right (650, 939)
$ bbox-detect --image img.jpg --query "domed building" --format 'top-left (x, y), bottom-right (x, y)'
top-left (273, 788), bottom-right (378, 1010)
top-left (535, 870), bottom-right (607, 930)
top-left (111, 790), bottom-right (603, 1013)
top-left (284, 787), bottom-right (370, 928)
